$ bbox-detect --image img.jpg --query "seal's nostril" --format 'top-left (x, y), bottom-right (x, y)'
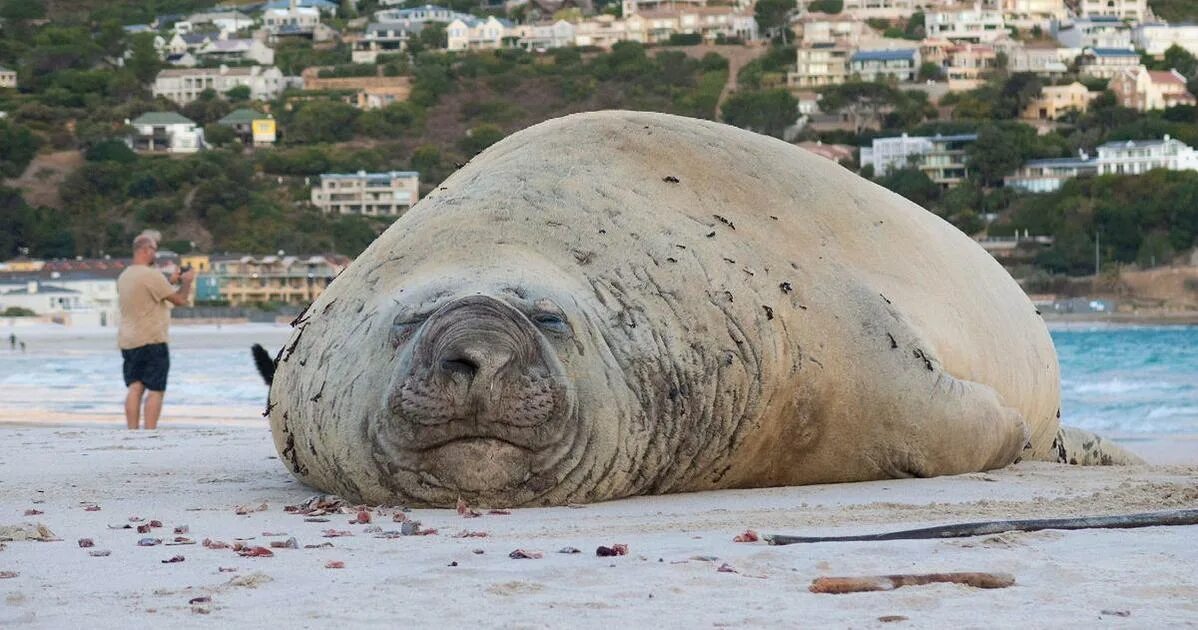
top-left (440, 357), bottom-right (479, 379)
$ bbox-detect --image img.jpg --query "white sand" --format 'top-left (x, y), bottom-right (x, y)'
top-left (1, 424), bottom-right (1196, 628)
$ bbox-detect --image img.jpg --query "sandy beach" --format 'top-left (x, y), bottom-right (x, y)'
top-left (1, 323), bottom-right (1196, 627)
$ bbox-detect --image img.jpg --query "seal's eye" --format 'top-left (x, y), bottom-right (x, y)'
top-left (531, 312), bottom-right (570, 335)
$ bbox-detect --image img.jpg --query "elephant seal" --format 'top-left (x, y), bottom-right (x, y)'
top-left (268, 110), bottom-right (1140, 507)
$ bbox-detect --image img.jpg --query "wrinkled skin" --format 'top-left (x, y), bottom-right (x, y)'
top-left (269, 111), bottom-right (1140, 507)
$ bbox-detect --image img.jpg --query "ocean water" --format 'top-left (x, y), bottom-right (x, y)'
top-left (1053, 325), bottom-right (1198, 435)
top-left (0, 324), bottom-right (1195, 434)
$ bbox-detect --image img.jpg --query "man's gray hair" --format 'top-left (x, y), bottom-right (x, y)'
top-left (133, 230), bottom-right (162, 252)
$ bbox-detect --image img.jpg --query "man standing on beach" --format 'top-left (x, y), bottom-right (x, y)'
top-left (117, 232), bottom-right (195, 430)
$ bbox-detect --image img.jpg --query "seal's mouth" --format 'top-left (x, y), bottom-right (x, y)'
top-left (372, 294), bottom-right (580, 503)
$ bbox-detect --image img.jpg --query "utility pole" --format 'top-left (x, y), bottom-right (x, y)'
top-left (1094, 230), bottom-right (1100, 276)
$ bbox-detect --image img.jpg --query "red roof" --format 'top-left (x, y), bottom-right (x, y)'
top-left (1148, 70), bottom-right (1185, 86)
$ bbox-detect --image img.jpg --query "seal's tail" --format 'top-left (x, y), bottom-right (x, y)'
top-left (251, 343), bottom-right (276, 386)
top-left (1043, 425), bottom-right (1145, 466)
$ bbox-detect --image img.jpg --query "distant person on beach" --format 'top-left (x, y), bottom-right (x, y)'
top-left (116, 231), bottom-right (195, 430)
top-left (8, 333), bottom-right (14, 350)
top-left (19, 341), bottom-right (25, 352)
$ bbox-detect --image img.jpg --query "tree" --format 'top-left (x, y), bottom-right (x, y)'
top-left (0, 121), bottom-right (40, 178)
top-left (0, 0), bottom-right (45, 21)
top-left (806, 0), bottom-right (842, 13)
top-left (754, 0), bottom-right (797, 43)
top-left (967, 123), bottom-right (1034, 187)
top-left (289, 100), bottom-right (360, 144)
top-left (721, 89), bottom-right (798, 138)
top-left (226, 85), bottom-right (252, 102)
top-left (127, 32), bottom-right (162, 84)
top-left (458, 124), bottom-right (505, 155)
top-left (818, 82), bottom-right (902, 133)
top-left (203, 123), bottom-right (237, 147)
top-left (84, 139), bottom-right (137, 164)
top-left (876, 167), bottom-right (939, 207)
top-left (917, 61), bottom-right (943, 82)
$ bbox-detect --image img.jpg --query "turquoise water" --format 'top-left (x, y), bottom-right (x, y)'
top-left (1053, 325), bottom-right (1198, 434)
top-left (1, 325), bottom-right (1195, 433)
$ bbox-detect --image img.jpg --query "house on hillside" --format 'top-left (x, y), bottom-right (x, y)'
top-left (794, 12), bottom-right (873, 46)
top-left (310, 171), bottom-right (421, 216)
top-left (196, 38), bottom-right (276, 65)
top-left (1076, 0), bottom-right (1146, 21)
top-left (511, 20), bottom-right (575, 51)
top-left (924, 4), bottom-right (1006, 43)
top-left (1003, 0), bottom-right (1068, 30)
top-left (1053, 17), bottom-right (1131, 50)
top-left (218, 109), bottom-right (277, 145)
top-left (860, 132), bottom-right (976, 187)
top-left (352, 21), bottom-right (425, 63)
top-left (839, 0), bottom-right (916, 20)
top-left (0, 66), bottom-right (15, 89)
top-left (850, 48), bottom-right (920, 83)
top-left (1134, 23), bottom-right (1198, 57)
top-left (1096, 136), bottom-right (1198, 175)
top-left (210, 254), bottom-right (350, 306)
top-left (446, 16), bottom-right (512, 51)
top-left (152, 66), bottom-right (286, 104)
top-left (178, 10), bottom-right (255, 35)
top-left (301, 68), bottom-right (412, 109)
top-left (375, 5), bottom-right (473, 25)
top-left (788, 43), bottom-right (852, 88)
top-left (944, 43), bottom-right (997, 91)
top-left (1111, 67), bottom-right (1197, 111)
top-left (1077, 47), bottom-right (1141, 79)
top-left (125, 112), bottom-right (205, 154)
top-left (1001, 41), bottom-right (1076, 77)
top-left (260, 0), bottom-right (340, 15)
top-left (1004, 153), bottom-right (1097, 193)
top-left (1020, 82), bottom-right (1099, 120)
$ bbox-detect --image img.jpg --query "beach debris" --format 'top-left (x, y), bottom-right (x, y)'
top-left (690, 555), bottom-right (719, 562)
top-left (321, 529), bottom-right (353, 538)
top-left (107, 524), bottom-right (132, 530)
top-left (149, 520), bottom-right (163, 528)
top-left (712, 214), bottom-right (735, 230)
top-left (269, 538), bottom-right (299, 549)
top-left (663, 175), bottom-right (680, 183)
top-left (0, 523), bottom-right (56, 542)
top-left (137, 538), bottom-right (162, 547)
top-left (304, 517), bottom-right (330, 523)
top-left (1101, 610), bottom-right (1131, 617)
top-left (325, 561), bottom-right (345, 569)
top-left (129, 516), bottom-right (144, 522)
top-left (237, 546), bottom-right (274, 558)
top-left (472, 549), bottom-right (485, 554)
top-left (234, 503), bottom-right (269, 515)
top-left (304, 542), bottom-right (334, 549)
top-left (448, 561), bottom-right (458, 567)
top-left (557, 547), bottom-right (581, 554)
top-left (137, 524), bottom-right (152, 534)
top-left (452, 530), bottom-right (488, 538)
top-left (83, 505), bottom-right (101, 512)
top-left (162, 555), bottom-right (185, 564)
top-left (0, 571), bottom-right (17, 579)
top-left (596, 544), bottom-right (628, 557)
top-left (219, 567), bottom-right (237, 572)
top-left (457, 498), bottom-right (481, 518)
top-left (350, 510), bottom-right (372, 525)
top-left (203, 538), bottom-right (230, 550)
top-left (188, 597), bottom-right (211, 605)
top-left (362, 525), bottom-right (383, 534)
top-left (285, 495), bottom-right (346, 516)
top-left (487, 509), bottom-right (512, 516)
top-left (227, 572), bottom-right (273, 588)
top-left (168, 537), bottom-right (195, 545)
top-left (373, 531), bottom-right (403, 539)
top-left (399, 521), bottom-right (422, 536)
top-left (78, 538), bottom-right (95, 548)
top-left (878, 615), bottom-right (908, 623)
top-left (509, 549), bottom-right (543, 560)
top-left (767, 509), bottom-right (1198, 545)
top-left (717, 563), bottom-right (738, 573)
top-left (809, 572), bottom-right (1015, 594)
top-left (391, 512), bottom-right (407, 523)
top-left (733, 530), bottom-right (759, 543)
top-left (88, 550), bottom-right (112, 557)
top-left (174, 525), bottom-right (189, 534)
top-left (23, 509), bottom-right (43, 516)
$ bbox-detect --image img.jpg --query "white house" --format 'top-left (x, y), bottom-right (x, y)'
top-left (861, 133), bottom-right (934, 176)
top-left (126, 112), bottom-right (205, 153)
top-left (1096, 136), bottom-right (1198, 175)
top-left (0, 282), bottom-right (85, 315)
top-left (180, 10), bottom-right (254, 35)
top-left (375, 5), bottom-right (473, 25)
top-left (1002, 0), bottom-right (1068, 29)
top-left (511, 20), bottom-right (576, 51)
top-left (1077, 0), bottom-right (1147, 22)
top-left (839, 0), bottom-right (916, 20)
top-left (352, 21), bottom-right (425, 63)
top-left (1134, 23), bottom-right (1198, 57)
top-left (446, 16), bottom-right (512, 51)
top-left (1078, 47), bottom-right (1142, 79)
top-left (1004, 153), bottom-right (1097, 193)
top-left (310, 171), bottom-right (421, 216)
top-left (924, 3), bottom-right (1006, 43)
top-left (263, 2), bottom-right (322, 36)
top-left (850, 48), bottom-right (920, 82)
top-left (152, 65), bottom-right (286, 104)
top-left (196, 38), bottom-right (276, 65)
top-left (0, 66), bottom-right (16, 89)
top-left (1053, 16), bottom-right (1132, 49)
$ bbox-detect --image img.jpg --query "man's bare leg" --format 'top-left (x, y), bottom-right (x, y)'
top-left (143, 391), bottom-right (164, 430)
top-left (125, 383), bottom-right (145, 430)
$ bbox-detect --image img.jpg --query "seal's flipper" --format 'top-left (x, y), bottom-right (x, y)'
top-left (251, 343), bottom-right (276, 385)
top-left (1043, 425), bottom-right (1145, 465)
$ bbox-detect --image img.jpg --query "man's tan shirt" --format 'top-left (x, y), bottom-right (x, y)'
top-left (117, 265), bottom-right (175, 350)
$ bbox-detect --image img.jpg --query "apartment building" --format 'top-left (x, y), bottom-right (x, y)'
top-left (1111, 67), bottom-right (1198, 111)
top-left (125, 112), bottom-right (204, 153)
top-left (788, 42), bottom-right (852, 88)
top-left (574, 14), bottom-right (636, 48)
top-left (925, 4), bottom-right (1006, 43)
top-left (1001, 0), bottom-right (1067, 28)
top-left (310, 171), bottom-right (421, 216)
top-left (1077, 47), bottom-right (1141, 79)
top-left (1134, 23), bottom-right (1198, 57)
top-left (352, 21), bottom-right (424, 63)
top-left (152, 65), bottom-right (286, 104)
top-left (795, 12), bottom-right (874, 45)
top-left (944, 44), bottom-right (997, 91)
top-left (1097, 135), bottom-right (1198, 175)
top-left (840, 0), bottom-right (917, 19)
top-left (1077, 0), bottom-right (1146, 21)
top-left (850, 48), bottom-right (920, 83)
top-left (1053, 16), bottom-right (1132, 49)
top-left (1020, 81), bottom-right (1098, 119)
top-left (263, 3), bottom-right (321, 35)
top-left (1001, 41), bottom-right (1076, 76)
top-left (1004, 153), bottom-right (1097, 193)
top-left (210, 254), bottom-right (350, 306)
top-left (625, 5), bottom-right (757, 44)
top-left (860, 133), bottom-right (977, 187)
